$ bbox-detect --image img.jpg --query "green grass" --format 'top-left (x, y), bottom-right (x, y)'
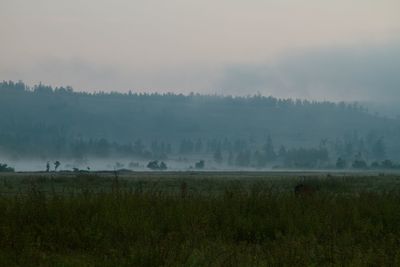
top-left (1, 173), bottom-right (400, 266)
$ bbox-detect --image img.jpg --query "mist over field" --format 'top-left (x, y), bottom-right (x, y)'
top-left (0, 81), bottom-right (399, 172)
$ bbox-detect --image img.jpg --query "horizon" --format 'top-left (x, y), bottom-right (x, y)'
top-left (3, 79), bottom-right (398, 117)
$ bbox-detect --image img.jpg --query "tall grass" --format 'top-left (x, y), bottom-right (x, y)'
top-left (1, 177), bottom-right (400, 266)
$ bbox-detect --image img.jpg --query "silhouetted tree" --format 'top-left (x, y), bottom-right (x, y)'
top-left (147, 160), bottom-right (159, 170)
top-left (372, 138), bottom-right (386, 160)
top-left (336, 157), bottom-right (347, 169)
top-left (159, 161), bottom-right (167, 170)
top-left (228, 152), bottom-right (234, 166)
top-left (0, 163), bottom-right (14, 172)
top-left (147, 160), bottom-right (167, 170)
top-left (213, 148), bottom-right (223, 164)
top-left (371, 161), bottom-right (380, 169)
top-left (195, 139), bottom-right (203, 153)
top-left (278, 145), bottom-right (287, 160)
top-left (263, 135), bottom-right (277, 162)
top-left (195, 160), bottom-right (205, 169)
top-left (381, 159), bottom-right (394, 169)
top-left (54, 161), bottom-right (61, 171)
top-left (352, 159), bottom-right (367, 169)
top-left (235, 150), bottom-right (251, 167)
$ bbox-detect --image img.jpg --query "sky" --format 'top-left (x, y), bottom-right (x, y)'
top-left (0, 0), bottom-right (399, 102)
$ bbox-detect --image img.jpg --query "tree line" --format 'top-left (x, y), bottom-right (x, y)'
top-left (1, 80), bottom-right (400, 167)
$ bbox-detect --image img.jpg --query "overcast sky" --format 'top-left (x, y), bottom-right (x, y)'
top-left (0, 0), bottom-right (399, 102)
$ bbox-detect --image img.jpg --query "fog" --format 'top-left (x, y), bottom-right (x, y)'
top-left (0, 157), bottom-right (191, 172)
top-left (218, 41), bottom-right (400, 103)
top-left (1, 82), bottom-right (400, 172)
top-left (1, 156), bottom-right (279, 172)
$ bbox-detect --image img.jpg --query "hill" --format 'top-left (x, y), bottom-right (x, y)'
top-left (1, 81), bottom-right (399, 168)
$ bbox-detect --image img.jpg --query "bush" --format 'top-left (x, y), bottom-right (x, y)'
top-left (0, 163), bottom-right (14, 172)
top-left (147, 160), bottom-right (167, 170)
top-left (336, 157), bottom-right (347, 169)
top-left (381, 159), bottom-right (395, 169)
top-left (352, 159), bottom-right (368, 169)
top-left (195, 160), bottom-right (205, 169)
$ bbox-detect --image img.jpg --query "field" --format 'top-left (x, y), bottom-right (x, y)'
top-left (1, 171), bottom-right (400, 266)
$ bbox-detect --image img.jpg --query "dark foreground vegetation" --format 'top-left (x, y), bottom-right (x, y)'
top-left (1, 173), bottom-right (400, 266)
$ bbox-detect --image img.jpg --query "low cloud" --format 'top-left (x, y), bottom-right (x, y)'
top-left (0, 58), bottom-right (122, 91)
top-left (217, 41), bottom-right (400, 103)
top-left (1, 41), bottom-right (399, 106)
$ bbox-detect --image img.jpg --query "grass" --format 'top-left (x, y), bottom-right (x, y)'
top-left (1, 172), bottom-right (400, 266)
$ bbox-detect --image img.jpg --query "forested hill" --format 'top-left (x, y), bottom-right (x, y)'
top-left (1, 81), bottom-right (400, 162)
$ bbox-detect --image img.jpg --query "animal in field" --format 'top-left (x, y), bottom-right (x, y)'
top-left (294, 183), bottom-right (316, 196)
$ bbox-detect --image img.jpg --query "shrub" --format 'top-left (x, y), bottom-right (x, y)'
top-left (0, 163), bottom-right (14, 172)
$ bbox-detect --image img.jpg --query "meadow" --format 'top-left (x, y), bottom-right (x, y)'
top-left (1, 171), bottom-right (400, 266)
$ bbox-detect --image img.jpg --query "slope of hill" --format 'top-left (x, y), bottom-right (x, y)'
top-left (1, 81), bottom-right (399, 166)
